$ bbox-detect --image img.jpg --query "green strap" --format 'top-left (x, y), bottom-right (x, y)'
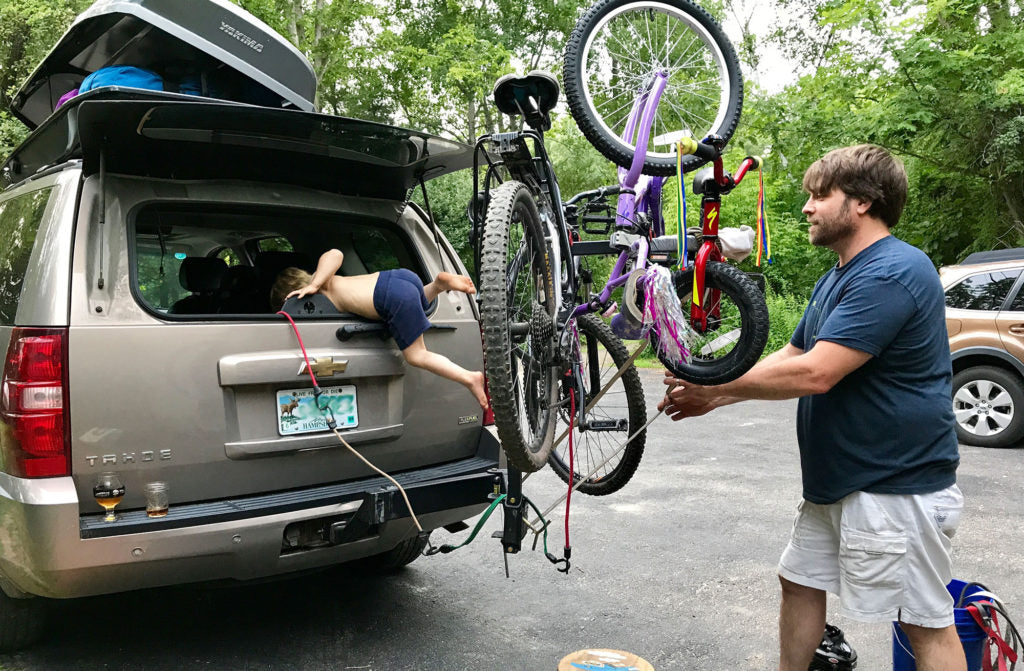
top-left (430, 493), bottom-right (556, 556)
top-left (434, 494), bottom-right (506, 553)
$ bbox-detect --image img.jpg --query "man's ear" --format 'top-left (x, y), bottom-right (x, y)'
top-left (852, 198), bottom-right (872, 216)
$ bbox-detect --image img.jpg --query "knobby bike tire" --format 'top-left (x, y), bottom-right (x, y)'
top-left (653, 261), bottom-right (768, 385)
top-left (564, 0), bottom-right (744, 176)
top-left (548, 313), bottom-right (647, 496)
top-left (478, 181), bottom-right (559, 472)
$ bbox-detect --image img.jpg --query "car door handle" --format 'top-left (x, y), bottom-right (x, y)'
top-left (1009, 325), bottom-right (1024, 335)
top-left (336, 323), bottom-right (390, 341)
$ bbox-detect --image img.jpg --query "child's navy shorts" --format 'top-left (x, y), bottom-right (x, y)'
top-left (372, 269), bottom-right (432, 350)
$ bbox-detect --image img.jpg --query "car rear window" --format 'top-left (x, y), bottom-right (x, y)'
top-left (945, 270), bottom-right (1021, 311)
top-left (0, 188), bottom-right (53, 325)
top-left (130, 205), bottom-right (420, 316)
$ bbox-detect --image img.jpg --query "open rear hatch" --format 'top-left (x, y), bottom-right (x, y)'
top-left (5, 96), bottom-right (474, 198)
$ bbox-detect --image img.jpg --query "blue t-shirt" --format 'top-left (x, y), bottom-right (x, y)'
top-left (790, 235), bottom-right (959, 504)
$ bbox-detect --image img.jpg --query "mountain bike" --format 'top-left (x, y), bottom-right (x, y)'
top-left (471, 0), bottom-right (767, 493)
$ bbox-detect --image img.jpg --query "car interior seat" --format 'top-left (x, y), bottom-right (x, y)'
top-left (253, 250), bottom-right (314, 311)
top-left (170, 257), bottom-right (228, 314)
top-left (217, 264), bottom-right (265, 314)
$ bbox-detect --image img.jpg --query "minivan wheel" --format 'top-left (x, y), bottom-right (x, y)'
top-left (952, 366), bottom-right (1024, 448)
top-left (0, 590), bottom-right (47, 652)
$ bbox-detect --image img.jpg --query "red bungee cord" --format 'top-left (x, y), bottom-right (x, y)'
top-left (565, 387), bottom-right (575, 552)
top-left (277, 311), bottom-right (320, 389)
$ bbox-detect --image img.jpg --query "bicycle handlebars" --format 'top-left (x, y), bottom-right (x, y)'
top-left (676, 136), bottom-right (720, 163)
top-left (564, 185), bottom-right (632, 207)
top-left (676, 136), bottom-right (763, 189)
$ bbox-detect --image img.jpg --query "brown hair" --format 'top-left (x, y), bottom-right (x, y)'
top-left (270, 267), bottom-right (313, 310)
top-left (803, 144), bottom-right (908, 228)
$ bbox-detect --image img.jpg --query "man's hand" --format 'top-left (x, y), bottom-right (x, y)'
top-left (286, 283), bottom-right (320, 301)
top-left (657, 371), bottom-right (722, 421)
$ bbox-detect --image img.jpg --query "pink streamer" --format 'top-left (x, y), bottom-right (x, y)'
top-left (640, 265), bottom-right (693, 364)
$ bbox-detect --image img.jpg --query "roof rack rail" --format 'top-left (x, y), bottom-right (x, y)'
top-left (960, 249), bottom-right (1024, 265)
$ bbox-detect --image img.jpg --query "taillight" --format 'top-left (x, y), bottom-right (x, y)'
top-left (478, 326), bottom-right (494, 426)
top-left (0, 328), bottom-right (70, 477)
top-left (482, 387), bottom-right (495, 426)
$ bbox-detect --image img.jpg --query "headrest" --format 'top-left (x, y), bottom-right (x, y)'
top-left (221, 264), bottom-right (257, 291)
top-left (254, 251), bottom-right (313, 279)
top-left (179, 257), bottom-right (228, 293)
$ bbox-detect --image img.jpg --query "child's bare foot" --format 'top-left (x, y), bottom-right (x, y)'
top-left (468, 371), bottom-right (488, 409)
top-left (436, 271), bottom-right (476, 295)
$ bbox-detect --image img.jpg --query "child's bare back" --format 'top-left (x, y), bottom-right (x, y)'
top-left (272, 250), bottom-right (486, 409)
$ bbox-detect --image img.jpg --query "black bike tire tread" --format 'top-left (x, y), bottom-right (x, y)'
top-left (548, 313), bottom-right (647, 496)
top-left (563, 0), bottom-right (744, 176)
top-left (478, 181), bottom-right (557, 472)
top-left (657, 262), bottom-right (769, 385)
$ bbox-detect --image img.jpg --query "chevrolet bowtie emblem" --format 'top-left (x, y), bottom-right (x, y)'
top-left (298, 357), bottom-right (348, 377)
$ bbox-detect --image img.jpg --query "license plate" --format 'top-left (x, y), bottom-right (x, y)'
top-left (276, 386), bottom-right (358, 436)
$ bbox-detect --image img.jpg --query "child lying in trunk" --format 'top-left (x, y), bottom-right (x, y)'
top-left (271, 250), bottom-right (487, 409)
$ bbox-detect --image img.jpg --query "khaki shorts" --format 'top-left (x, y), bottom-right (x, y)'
top-left (778, 485), bottom-right (963, 628)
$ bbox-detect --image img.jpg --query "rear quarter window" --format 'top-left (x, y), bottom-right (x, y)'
top-left (0, 188), bottom-right (53, 325)
top-left (945, 270), bottom-right (1021, 311)
top-left (353, 229), bottom-right (402, 272)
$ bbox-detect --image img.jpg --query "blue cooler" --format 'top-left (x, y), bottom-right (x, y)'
top-left (892, 579), bottom-right (989, 671)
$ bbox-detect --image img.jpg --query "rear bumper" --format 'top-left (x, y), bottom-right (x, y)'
top-left (0, 430), bottom-right (501, 599)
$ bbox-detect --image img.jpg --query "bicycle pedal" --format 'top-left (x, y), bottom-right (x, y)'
top-left (586, 419), bottom-right (628, 432)
top-left (601, 301), bottom-right (618, 318)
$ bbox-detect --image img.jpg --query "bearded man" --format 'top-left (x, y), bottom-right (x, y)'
top-left (660, 145), bottom-right (965, 671)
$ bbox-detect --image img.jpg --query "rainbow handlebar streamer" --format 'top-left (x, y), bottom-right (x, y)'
top-left (676, 142), bottom-right (687, 270)
top-left (755, 164), bottom-right (772, 266)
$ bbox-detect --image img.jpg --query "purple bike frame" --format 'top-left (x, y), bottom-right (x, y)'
top-left (571, 70), bottom-right (670, 318)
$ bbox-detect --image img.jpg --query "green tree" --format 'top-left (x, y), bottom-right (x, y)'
top-left (765, 0), bottom-right (1024, 265)
top-left (0, 0), bottom-right (92, 155)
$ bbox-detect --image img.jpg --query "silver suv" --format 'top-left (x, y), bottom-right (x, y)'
top-left (0, 0), bottom-right (498, 651)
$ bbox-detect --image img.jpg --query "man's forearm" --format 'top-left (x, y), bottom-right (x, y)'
top-left (715, 343), bottom-right (857, 401)
top-left (753, 345), bottom-right (800, 370)
top-left (718, 359), bottom-right (825, 400)
top-left (679, 345), bottom-right (805, 409)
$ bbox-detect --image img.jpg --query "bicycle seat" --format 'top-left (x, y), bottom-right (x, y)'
top-left (493, 70), bottom-right (560, 131)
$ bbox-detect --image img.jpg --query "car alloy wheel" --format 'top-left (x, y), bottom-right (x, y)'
top-left (952, 366), bottom-right (1024, 448)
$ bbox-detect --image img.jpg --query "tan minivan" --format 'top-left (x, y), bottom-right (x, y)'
top-left (942, 249), bottom-right (1024, 449)
top-left (0, 0), bottom-right (499, 651)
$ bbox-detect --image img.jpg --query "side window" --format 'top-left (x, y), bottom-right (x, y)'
top-left (0, 188), bottom-right (53, 325)
top-left (216, 248), bottom-right (241, 266)
top-left (1008, 279), bottom-right (1024, 312)
top-left (351, 229), bottom-right (402, 272)
top-left (945, 270), bottom-right (1021, 311)
top-left (258, 237), bottom-right (293, 253)
top-left (137, 249), bottom-right (191, 311)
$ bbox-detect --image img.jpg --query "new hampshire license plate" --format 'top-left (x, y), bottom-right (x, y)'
top-left (276, 386), bottom-right (358, 436)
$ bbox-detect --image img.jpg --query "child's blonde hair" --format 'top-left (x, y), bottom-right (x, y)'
top-left (271, 267), bottom-right (313, 310)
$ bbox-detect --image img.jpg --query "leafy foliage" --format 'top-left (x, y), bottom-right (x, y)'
top-left (0, 0), bottom-right (92, 155)
top-left (2, 0), bottom-right (1022, 335)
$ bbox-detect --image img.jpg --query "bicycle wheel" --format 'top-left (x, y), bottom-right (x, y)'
top-left (652, 261), bottom-right (768, 385)
top-left (479, 181), bottom-right (560, 472)
top-left (549, 313), bottom-right (647, 496)
top-left (564, 0), bottom-right (743, 176)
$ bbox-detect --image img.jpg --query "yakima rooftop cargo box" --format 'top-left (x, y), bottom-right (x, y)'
top-left (10, 0), bottom-right (317, 130)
